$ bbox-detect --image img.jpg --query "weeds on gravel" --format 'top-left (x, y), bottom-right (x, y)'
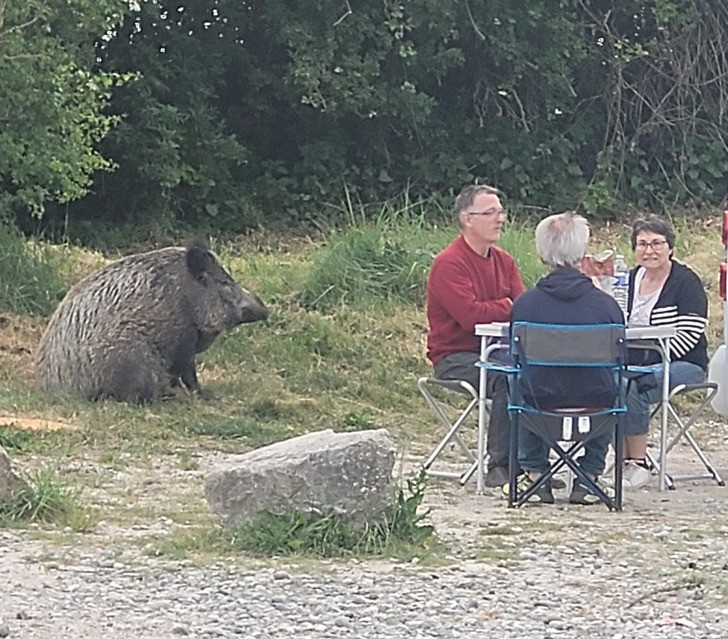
top-left (228, 471), bottom-right (434, 558)
top-left (0, 467), bottom-right (93, 531)
top-left (150, 471), bottom-right (435, 560)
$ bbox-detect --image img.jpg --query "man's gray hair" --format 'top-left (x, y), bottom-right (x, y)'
top-left (453, 184), bottom-right (501, 215)
top-left (535, 211), bottom-right (590, 268)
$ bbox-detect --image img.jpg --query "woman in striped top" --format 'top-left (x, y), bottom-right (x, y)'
top-left (621, 215), bottom-right (709, 489)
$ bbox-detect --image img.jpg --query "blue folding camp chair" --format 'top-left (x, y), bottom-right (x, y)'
top-left (503, 322), bottom-right (628, 510)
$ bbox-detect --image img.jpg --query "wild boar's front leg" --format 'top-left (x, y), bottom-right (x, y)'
top-left (170, 329), bottom-right (202, 394)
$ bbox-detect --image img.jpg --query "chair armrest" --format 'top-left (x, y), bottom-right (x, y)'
top-left (668, 382), bottom-right (719, 401)
top-left (478, 362), bottom-right (518, 375)
top-left (625, 364), bottom-right (663, 377)
top-left (478, 343), bottom-right (516, 374)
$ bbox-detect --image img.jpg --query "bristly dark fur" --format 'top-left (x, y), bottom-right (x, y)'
top-left (36, 244), bottom-right (269, 402)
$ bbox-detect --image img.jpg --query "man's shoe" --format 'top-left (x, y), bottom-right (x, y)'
top-left (502, 474), bottom-right (554, 504)
top-left (551, 476), bottom-right (567, 490)
top-left (622, 460), bottom-right (653, 489)
top-left (569, 477), bottom-right (616, 505)
top-left (484, 465), bottom-right (509, 488)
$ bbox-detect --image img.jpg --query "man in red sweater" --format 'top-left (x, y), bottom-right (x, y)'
top-left (426, 184), bottom-right (525, 487)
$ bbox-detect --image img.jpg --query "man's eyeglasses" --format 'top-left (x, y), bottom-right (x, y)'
top-left (635, 239), bottom-right (668, 251)
top-left (467, 208), bottom-right (505, 218)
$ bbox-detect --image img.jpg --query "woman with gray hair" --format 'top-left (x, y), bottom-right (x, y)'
top-left (507, 212), bottom-right (624, 504)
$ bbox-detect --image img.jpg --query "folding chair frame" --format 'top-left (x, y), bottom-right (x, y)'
top-left (417, 377), bottom-right (490, 485)
top-left (504, 322), bottom-right (627, 511)
top-left (508, 410), bottom-right (623, 509)
top-left (645, 382), bottom-right (724, 488)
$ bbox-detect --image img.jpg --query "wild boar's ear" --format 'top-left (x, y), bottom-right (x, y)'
top-left (185, 238), bottom-right (212, 282)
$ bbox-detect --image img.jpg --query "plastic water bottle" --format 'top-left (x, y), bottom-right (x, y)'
top-left (613, 254), bottom-right (629, 317)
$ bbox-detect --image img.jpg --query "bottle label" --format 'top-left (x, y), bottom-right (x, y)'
top-left (614, 274), bottom-right (628, 287)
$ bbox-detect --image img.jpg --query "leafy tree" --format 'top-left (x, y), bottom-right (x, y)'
top-left (197, 0), bottom-right (597, 216)
top-left (0, 0), bottom-right (129, 218)
top-left (80, 0), bottom-right (252, 231)
top-left (14, 0), bottom-right (728, 237)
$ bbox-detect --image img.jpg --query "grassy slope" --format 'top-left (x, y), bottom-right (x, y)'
top-left (0, 213), bottom-right (724, 539)
top-left (3, 214), bottom-right (725, 450)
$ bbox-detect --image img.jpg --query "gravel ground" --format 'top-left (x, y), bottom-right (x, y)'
top-left (2, 425), bottom-right (728, 639)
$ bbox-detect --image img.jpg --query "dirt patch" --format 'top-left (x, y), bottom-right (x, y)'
top-left (0, 313), bottom-right (45, 384)
top-left (420, 424), bottom-right (728, 547)
top-left (0, 417), bottom-right (74, 431)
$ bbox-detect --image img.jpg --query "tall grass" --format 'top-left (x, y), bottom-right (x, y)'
top-left (0, 223), bottom-right (69, 315)
top-left (298, 204), bottom-right (433, 311)
top-left (297, 199), bottom-right (548, 312)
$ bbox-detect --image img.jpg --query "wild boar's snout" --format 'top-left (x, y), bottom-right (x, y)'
top-left (237, 289), bottom-right (269, 324)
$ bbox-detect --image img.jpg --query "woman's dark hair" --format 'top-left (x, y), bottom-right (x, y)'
top-left (630, 215), bottom-right (676, 251)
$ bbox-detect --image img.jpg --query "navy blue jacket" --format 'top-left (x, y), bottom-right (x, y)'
top-left (510, 267), bottom-right (625, 409)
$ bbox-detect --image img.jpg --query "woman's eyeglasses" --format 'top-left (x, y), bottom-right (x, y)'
top-left (635, 239), bottom-right (668, 251)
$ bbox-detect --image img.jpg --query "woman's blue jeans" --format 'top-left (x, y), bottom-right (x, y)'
top-left (622, 361), bottom-right (706, 436)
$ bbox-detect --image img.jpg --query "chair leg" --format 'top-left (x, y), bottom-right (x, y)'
top-left (418, 378), bottom-right (485, 483)
top-left (507, 412), bottom-right (519, 508)
top-left (511, 438), bottom-right (618, 510)
top-left (458, 459), bottom-right (481, 485)
top-left (647, 385), bottom-right (724, 486)
top-left (613, 420), bottom-right (623, 511)
top-left (421, 395), bottom-right (478, 469)
top-left (550, 441), bottom-right (619, 511)
top-left (645, 449), bottom-right (675, 489)
top-left (679, 430), bottom-right (725, 485)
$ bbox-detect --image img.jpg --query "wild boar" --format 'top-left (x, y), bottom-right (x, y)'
top-left (36, 239), bottom-right (268, 402)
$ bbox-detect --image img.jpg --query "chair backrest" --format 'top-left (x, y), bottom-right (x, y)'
top-left (510, 321), bottom-right (627, 411)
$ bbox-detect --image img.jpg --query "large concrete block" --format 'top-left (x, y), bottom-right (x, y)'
top-left (204, 429), bottom-right (396, 528)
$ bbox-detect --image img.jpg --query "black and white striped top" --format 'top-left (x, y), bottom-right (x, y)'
top-left (627, 261), bottom-right (709, 370)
